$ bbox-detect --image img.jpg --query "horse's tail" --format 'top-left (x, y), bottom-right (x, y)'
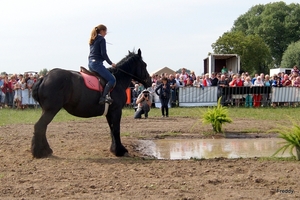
top-left (32, 77), bottom-right (44, 103)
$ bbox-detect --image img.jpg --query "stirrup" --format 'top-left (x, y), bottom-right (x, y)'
top-left (99, 96), bottom-right (113, 105)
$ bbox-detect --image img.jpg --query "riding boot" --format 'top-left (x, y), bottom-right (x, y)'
top-left (99, 83), bottom-right (114, 105)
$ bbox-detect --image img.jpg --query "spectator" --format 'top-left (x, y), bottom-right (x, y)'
top-left (190, 71), bottom-right (196, 81)
top-left (221, 66), bottom-right (228, 74)
top-left (179, 68), bottom-right (189, 85)
top-left (174, 73), bottom-right (183, 104)
top-left (185, 75), bottom-right (193, 87)
top-left (147, 83), bottom-right (157, 108)
top-left (293, 76), bottom-right (300, 87)
top-left (155, 77), bottom-right (171, 117)
top-left (271, 75), bottom-right (282, 108)
top-left (27, 74), bottom-right (35, 106)
top-left (151, 73), bottom-right (157, 84)
top-left (291, 65), bottom-right (299, 75)
top-left (193, 76), bottom-right (202, 88)
top-left (0, 75), bottom-right (5, 108)
top-left (217, 74), bottom-right (229, 106)
top-left (13, 74), bottom-right (23, 109)
top-left (282, 74), bottom-right (292, 87)
top-left (138, 82), bottom-right (145, 92)
top-left (243, 76), bottom-right (253, 108)
top-left (260, 73), bottom-right (265, 82)
top-left (251, 73), bottom-right (258, 84)
top-left (228, 68), bottom-right (233, 76)
top-left (253, 76), bottom-right (264, 107)
top-left (21, 76), bottom-right (29, 109)
top-left (5, 75), bottom-right (14, 108)
top-left (229, 74), bottom-right (243, 107)
top-left (168, 74), bottom-right (177, 107)
top-left (272, 76), bottom-right (282, 87)
top-left (134, 89), bottom-right (152, 119)
top-left (202, 73), bottom-right (212, 87)
top-left (131, 84), bottom-right (140, 107)
top-left (262, 75), bottom-right (272, 107)
top-left (211, 72), bottom-right (218, 86)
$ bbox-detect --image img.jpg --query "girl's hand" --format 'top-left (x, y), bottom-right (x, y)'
top-left (111, 63), bottom-right (116, 68)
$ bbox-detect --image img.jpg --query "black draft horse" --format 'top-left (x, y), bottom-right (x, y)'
top-left (31, 49), bottom-right (151, 158)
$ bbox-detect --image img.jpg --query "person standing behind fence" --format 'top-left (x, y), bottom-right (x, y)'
top-left (5, 76), bottom-right (14, 108)
top-left (217, 74), bottom-right (229, 106)
top-left (253, 76), bottom-right (264, 107)
top-left (202, 73), bottom-right (212, 87)
top-left (0, 75), bottom-right (5, 109)
top-left (168, 74), bottom-right (177, 107)
top-left (243, 76), bottom-right (253, 108)
top-left (262, 75), bottom-right (272, 107)
top-left (131, 84), bottom-right (140, 107)
top-left (229, 74), bottom-right (243, 107)
top-left (13, 74), bottom-right (22, 109)
top-left (211, 72), bottom-right (218, 86)
top-left (155, 77), bottom-right (171, 117)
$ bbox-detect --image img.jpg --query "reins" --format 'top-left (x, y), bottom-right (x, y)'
top-left (113, 61), bottom-right (143, 82)
top-left (114, 67), bottom-right (140, 81)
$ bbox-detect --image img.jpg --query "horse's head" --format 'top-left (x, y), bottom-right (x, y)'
top-left (116, 49), bottom-right (151, 88)
top-left (133, 49), bottom-right (151, 88)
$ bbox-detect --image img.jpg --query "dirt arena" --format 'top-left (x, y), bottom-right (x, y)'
top-left (0, 116), bottom-right (299, 199)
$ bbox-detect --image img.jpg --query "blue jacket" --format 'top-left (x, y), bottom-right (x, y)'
top-left (155, 83), bottom-right (171, 99)
top-left (88, 35), bottom-right (112, 65)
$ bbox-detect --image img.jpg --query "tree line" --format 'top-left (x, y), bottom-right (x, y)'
top-left (212, 2), bottom-right (300, 74)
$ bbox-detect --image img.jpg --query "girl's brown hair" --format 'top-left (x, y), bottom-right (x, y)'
top-left (89, 24), bottom-right (107, 45)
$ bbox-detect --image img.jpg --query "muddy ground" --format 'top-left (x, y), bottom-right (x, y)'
top-left (0, 116), bottom-right (299, 199)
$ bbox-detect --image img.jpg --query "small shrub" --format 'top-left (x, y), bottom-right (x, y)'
top-left (202, 97), bottom-right (232, 133)
top-left (272, 122), bottom-right (300, 160)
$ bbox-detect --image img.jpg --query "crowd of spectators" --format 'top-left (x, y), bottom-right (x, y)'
top-left (130, 65), bottom-right (300, 108)
top-left (3, 65), bottom-right (299, 110)
top-left (0, 72), bottom-right (40, 109)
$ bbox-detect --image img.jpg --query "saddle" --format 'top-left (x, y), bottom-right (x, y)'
top-left (80, 66), bottom-right (104, 92)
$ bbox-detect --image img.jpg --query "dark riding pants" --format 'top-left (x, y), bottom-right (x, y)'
top-left (88, 60), bottom-right (116, 86)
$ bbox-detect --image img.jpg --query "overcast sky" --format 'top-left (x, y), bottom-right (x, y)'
top-left (0, 0), bottom-right (296, 75)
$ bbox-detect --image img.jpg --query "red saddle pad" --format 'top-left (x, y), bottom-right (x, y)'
top-left (80, 72), bottom-right (103, 92)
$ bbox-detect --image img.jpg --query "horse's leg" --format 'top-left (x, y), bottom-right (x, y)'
top-left (31, 110), bottom-right (58, 158)
top-left (106, 109), bottom-right (128, 156)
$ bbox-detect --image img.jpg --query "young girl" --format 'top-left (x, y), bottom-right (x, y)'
top-left (88, 24), bottom-right (116, 104)
top-left (155, 77), bottom-right (171, 117)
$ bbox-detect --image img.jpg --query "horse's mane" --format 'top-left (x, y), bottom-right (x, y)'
top-left (108, 50), bottom-right (142, 74)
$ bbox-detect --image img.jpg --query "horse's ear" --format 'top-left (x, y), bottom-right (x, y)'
top-left (128, 50), bottom-right (131, 54)
top-left (138, 49), bottom-right (142, 57)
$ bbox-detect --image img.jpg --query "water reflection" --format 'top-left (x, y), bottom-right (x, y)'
top-left (138, 138), bottom-right (291, 159)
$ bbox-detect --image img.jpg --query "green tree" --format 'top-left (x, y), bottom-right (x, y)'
top-left (39, 68), bottom-right (48, 76)
top-left (232, 2), bottom-right (300, 66)
top-left (212, 31), bottom-right (271, 74)
top-left (281, 41), bottom-right (300, 68)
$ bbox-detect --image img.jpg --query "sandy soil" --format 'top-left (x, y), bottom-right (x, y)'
top-left (0, 116), bottom-right (299, 199)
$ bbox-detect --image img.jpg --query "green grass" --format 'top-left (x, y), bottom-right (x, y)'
top-left (258, 156), bottom-right (297, 161)
top-left (1, 106), bottom-right (300, 126)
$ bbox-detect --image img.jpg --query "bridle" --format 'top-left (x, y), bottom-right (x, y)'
top-left (114, 66), bottom-right (144, 83)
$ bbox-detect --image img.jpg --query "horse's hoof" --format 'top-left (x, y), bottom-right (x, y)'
top-left (123, 152), bottom-right (130, 157)
top-left (32, 147), bottom-right (53, 159)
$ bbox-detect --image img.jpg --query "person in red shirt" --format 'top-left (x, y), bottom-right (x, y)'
top-left (282, 74), bottom-right (292, 87)
top-left (229, 74), bottom-right (243, 107)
